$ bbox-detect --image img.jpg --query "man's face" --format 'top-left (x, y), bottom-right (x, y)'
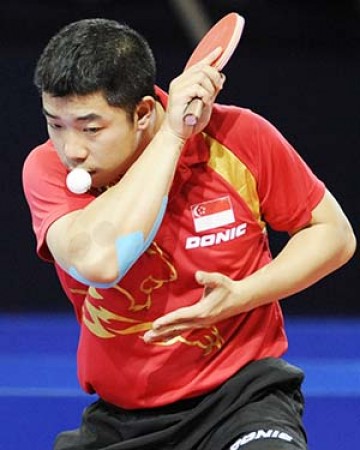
top-left (42, 92), bottom-right (141, 188)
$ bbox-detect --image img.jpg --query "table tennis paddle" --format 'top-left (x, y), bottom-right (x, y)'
top-left (183, 12), bottom-right (245, 126)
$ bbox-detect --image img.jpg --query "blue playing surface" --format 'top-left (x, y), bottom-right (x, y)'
top-left (1, 314), bottom-right (359, 450)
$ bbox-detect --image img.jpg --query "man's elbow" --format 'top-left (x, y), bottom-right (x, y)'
top-left (69, 232), bottom-right (145, 287)
top-left (73, 251), bottom-right (122, 287)
top-left (336, 220), bottom-right (357, 267)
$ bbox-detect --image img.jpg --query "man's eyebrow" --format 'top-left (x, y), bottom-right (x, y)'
top-left (42, 108), bottom-right (58, 119)
top-left (42, 108), bottom-right (102, 121)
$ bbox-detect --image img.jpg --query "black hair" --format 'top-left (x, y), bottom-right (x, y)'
top-left (34, 18), bottom-right (157, 115)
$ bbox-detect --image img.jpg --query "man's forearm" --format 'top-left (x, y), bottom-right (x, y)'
top-left (49, 128), bottom-right (185, 284)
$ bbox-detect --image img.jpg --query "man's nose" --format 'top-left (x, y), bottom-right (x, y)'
top-left (62, 134), bottom-right (89, 166)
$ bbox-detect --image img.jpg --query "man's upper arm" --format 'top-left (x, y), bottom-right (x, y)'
top-left (46, 209), bottom-right (82, 267)
top-left (291, 189), bottom-right (355, 251)
top-left (310, 189), bottom-right (352, 228)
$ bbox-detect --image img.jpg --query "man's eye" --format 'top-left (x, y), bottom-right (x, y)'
top-left (48, 123), bottom-right (62, 129)
top-left (84, 127), bottom-right (102, 134)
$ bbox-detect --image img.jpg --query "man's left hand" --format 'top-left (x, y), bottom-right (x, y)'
top-left (143, 271), bottom-right (244, 343)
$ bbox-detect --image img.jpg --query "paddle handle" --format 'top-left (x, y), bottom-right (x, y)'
top-left (183, 98), bottom-right (203, 126)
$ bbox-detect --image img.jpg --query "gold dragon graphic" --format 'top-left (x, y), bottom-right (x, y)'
top-left (70, 242), bottom-right (224, 355)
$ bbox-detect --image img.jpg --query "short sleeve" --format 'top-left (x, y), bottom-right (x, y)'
top-left (254, 114), bottom-right (325, 232)
top-left (22, 141), bottom-right (95, 261)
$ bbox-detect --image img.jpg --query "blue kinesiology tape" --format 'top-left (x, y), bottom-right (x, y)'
top-left (68, 196), bottom-right (168, 288)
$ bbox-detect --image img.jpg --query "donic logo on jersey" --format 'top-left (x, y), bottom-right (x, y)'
top-left (186, 196), bottom-right (247, 249)
top-left (229, 429), bottom-right (294, 449)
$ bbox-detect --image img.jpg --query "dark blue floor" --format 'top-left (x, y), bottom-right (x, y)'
top-left (1, 314), bottom-right (359, 450)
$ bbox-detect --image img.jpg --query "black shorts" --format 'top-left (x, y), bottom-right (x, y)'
top-left (54, 358), bottom-right (307, 450)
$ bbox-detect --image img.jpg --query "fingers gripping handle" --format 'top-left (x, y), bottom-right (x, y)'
top-left (183, 98), bottom-right (203, 126)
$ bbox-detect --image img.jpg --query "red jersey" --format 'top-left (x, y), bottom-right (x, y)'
top-left (22, 88), bottom-right (325, 408)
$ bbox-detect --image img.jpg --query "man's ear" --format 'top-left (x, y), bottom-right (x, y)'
top-left (135, 96), bottom-right (156, 130)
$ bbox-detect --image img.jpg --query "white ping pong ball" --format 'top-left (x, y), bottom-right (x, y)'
top-left (66, 168), bottom-right (92, 194)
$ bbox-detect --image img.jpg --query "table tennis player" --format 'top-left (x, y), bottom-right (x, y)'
top-left (22, 18), bottom-right (356, 450)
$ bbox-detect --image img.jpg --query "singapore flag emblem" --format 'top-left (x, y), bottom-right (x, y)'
top-left (191, 196), bottom-right (235, 232)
